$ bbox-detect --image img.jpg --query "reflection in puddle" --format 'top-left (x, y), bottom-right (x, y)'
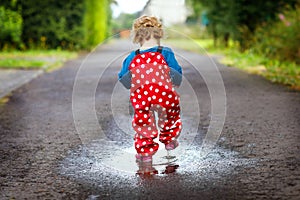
top-left (136, 154), bottom-right (180, 177)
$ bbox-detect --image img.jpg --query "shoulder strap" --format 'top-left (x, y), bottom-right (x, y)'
top-left (135, 49), bottom-right (140, 55)
top-left (157, 46), bottom-right (163, 53)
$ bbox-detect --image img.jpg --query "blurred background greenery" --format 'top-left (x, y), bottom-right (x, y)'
top-left (0, 0), bottom-right (299, 88)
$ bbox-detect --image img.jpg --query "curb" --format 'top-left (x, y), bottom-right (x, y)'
top-left (0, 69), bottom-right (43, 99)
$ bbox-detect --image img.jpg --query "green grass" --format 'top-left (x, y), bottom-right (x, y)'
top-left (166, 38), bottom-right (300, 90)
top-left (0, 50), bottom-right (78, 71)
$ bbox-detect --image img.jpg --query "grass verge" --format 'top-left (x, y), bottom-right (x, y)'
top-left (0, 50), bottom-right (78, 71)
top-left (166, 39), bottom-right (300, 90)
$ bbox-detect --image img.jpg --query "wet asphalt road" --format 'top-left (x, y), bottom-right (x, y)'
top-left (0, 40), bottom-right (299, 199)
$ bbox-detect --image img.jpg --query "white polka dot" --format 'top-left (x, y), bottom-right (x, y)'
top-left (148, 97), bottom-right (151, 101)
top-left (141, 64), bottom-right (145, 68)
top-left (141, 74), bottom-right (144, 78)
top-left (150, 86), bottom-right (153, 90)
top-left (175, 96), bottom-right (178, 100)
top-left (138, 128), bottom-right (142, 131)
top-left (142, 101), bottom-right (146, 105)
top-left (145, 107), bottom-right (149, 110)
top-left (131, 93), bottom-right (134, 96)
top-left (153, 61), bottom-right (157, 65)
top-left (141, 54), bottom-right (145, 58)
top-left (152, 95), bottom-right (156, 100)
top-left (148, 127), bottom-right (152, 130)
top-left (150, 68), bottom-right (153, 72)
top-left (150, 148), bottom-right (154, 152)
top-left (139, 119), bottom-right (143, 123)
top-left (133, 99), bottom-right (136, 102)
top-left (166, 101), bottom-right (169, 105)
top-left (159, 65), bottom-right (162, 69)
top-left (139, 110), bottom-right (143, 113)
top-left (155, 88), bottom-right (159, 93)
top-left (136, 144), bottom-right (140, 148)
top-left (144, 91), bottom-right (148, 95)
top-left (168, 94), bottom-right (172, 98)
top-left (131, 63), bottom-right (135, 67)
top-left (151, 53), bottom-right (155, 56)
top-left (136, 79), bottom-right (140, 84)
top-left (156, 72), bottom-right (159, 76)
top-left (159, 82), bottom-right (162, 86)
top-left (132, 74), bottom-right (135, 78)
top-left (144, 114), bottom-right (147, 118)
top-left (136, 59), bottom-right (140, 63)
top-left (136, 69), bottom-right (140, 73)
top-left (162, 92), bottom-right (166, 96)
top-left (152, 78), bottom-right (156, 82)
top-left (131, 83), bottom-right (135, 87)
top-left (166, 126), bottom-right (170, 130)
top-left (146, 80), bottom-right (149, 84)
top-left (161, 76), bottom-right (164, 80)
top-left (136, 89), bottom-right (140, 93)
top-left (159, 98), bottom-right (162, 103)
top-left (141, 148), bottom-right (144, 152)
top-left (162, 107), bottom-right (166, 111)
top-left (171, 103), bottom-right (175, 107)
top-left (146, 70), bottom-right (150, 74)
top-left (148, 118), bottom-right (151, 122)
top-left (170, 130), bottom-right (174, 133)
top-left (165, 85), bottom-right (169, 89)
top-left (138, 95), bottom-right (141, 99)
top-left (135, 105), bottom-right (139, 108)
top-left (157, 55), bottom-right (161, 59)
top-left (147, 58), bottom-right (151, 63)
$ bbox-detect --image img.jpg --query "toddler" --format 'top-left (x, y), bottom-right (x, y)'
top-left (118, 16), bottom-right (182, 163)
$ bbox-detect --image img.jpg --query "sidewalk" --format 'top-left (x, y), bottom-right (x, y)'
top-left (0, 69), bottom-right (43, 99)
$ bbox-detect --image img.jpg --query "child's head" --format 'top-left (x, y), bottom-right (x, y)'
top-left (132, 16), bottom-right (163, 45)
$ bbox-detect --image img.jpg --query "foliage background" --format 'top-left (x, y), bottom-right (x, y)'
top-left (0, 0), bottom-right (111, 50)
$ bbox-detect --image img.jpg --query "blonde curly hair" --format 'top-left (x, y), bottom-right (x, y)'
top-left (132, 16), bottom-right (164, 45)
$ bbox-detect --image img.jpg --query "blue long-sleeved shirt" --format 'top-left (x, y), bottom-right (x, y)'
top-left (118, 46), bottom-right (182, 89)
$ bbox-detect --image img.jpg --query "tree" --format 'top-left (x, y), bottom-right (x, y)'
top-left (84, 0), bottom-right (110, 49)
top-left (189, 0), bottom-right (298, 50)
top-left (0, 6), bottom-right (22, 49)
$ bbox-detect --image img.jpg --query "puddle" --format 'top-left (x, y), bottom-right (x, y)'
top-left (59, 138), bottom-right (258, 188)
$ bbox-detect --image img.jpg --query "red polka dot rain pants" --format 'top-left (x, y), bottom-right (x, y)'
top-left (129, 50), bottom-right (182, 156)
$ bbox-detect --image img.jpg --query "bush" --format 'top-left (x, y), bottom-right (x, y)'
top-left (253, 5), bottom-right (300, 64)
top-left (0, 6), bottom-right (22, 49)
top-left (20, 1), bottom-right (85, 50)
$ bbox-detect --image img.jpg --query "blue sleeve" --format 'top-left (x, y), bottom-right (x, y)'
top-left (118, 51), bottom-right (135, 79)
top-left (162, 47), bottom-right (182, 75)
top-left (162, 47), bottom-right (182, 86)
